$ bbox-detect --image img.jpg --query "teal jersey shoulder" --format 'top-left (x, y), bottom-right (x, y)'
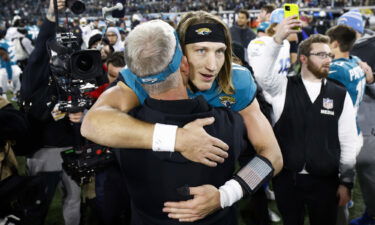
top-left (329, 56), bottom-right (366, 108)
top-left (120, 64), bottom-right (257, 111)
top-left (188, 64), bottom-right (257, 111)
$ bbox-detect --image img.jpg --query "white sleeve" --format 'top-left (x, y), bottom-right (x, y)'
top-left (338, 92), bottom-right (357, 183)
top-left (13, 65), bottom-right (22, 77)
top-left (247, 37), bottom-right (287, 97)
top-left (22, 38), bottom-right (34, 55)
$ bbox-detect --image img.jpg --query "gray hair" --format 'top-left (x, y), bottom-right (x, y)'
top-left (124, 19), bottom-right (181, 95)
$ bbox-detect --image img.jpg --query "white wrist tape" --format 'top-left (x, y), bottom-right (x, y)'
top-left (219, 179), bottom-right (243, 208)
top-left (152, 123), bottom-right (178, 152)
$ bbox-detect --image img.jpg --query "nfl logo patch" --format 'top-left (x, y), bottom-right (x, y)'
top-left (323, 98), bottom-right (334, 110)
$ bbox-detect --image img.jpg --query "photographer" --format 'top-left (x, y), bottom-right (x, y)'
top-left (19, 0), bottom-right (83, 224)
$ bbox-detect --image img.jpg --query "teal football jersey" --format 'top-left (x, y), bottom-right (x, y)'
top-left (329, 56), bottom-right (366, 109)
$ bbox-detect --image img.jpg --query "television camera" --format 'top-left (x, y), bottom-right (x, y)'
top-left (48, 32), bottom-right (102, 113)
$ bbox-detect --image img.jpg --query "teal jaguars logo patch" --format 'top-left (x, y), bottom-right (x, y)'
top-left (219, 96), bottom-right (236, 108)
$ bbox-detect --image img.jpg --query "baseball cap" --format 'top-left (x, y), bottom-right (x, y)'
top-left (337, 11), bottom-right (364, 34)
top-left (257, 22), bottom-right (270, 32)
top-left (270, 8), bottom-right (284, 24)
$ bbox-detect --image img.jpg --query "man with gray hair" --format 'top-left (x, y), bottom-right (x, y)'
top-left (114, 19), bottom-right (274, 225)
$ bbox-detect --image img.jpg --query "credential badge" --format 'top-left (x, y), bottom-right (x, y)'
top-left (323, 98), bottom-right (334, 110)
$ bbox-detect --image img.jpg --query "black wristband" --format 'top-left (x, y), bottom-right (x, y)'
top-left (233, 155), bottom-right (274, 195)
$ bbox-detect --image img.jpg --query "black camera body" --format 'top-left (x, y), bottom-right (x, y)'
top-left (49, 32), bottom-right (102, 113)
top-left (61, 144), bottom-right (115, 185)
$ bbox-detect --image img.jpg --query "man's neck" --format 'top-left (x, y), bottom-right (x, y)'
top-left (150, 84), bottom-right (188, 101)
top-left (334, 51), bottom-right (350, 59)
top-left (301, 66), bottom-right (323, 83)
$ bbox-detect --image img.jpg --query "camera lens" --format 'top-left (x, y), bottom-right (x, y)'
top-left (75, 55), bottom-right (93, 73)
top-left (285, 6), bottom-right (290, 10)
top-left (67, 0), bottom-right (86, 14)
top-left (71, 50), bottom-right (101, 80)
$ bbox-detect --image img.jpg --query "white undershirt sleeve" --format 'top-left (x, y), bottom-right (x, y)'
top-left (338, 92), bottom-right (357, 183)
top-left (247, 37), bottom-right (288, 97)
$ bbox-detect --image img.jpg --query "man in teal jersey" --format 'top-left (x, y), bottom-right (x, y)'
top-left (326, 23), bottom-right (374, 225)
top-left (337, 10), bottom-right (375, 225)
top-left (82, 11), bottom-right (282, 220)
top-left (327, 25), bottom-right (373, 111)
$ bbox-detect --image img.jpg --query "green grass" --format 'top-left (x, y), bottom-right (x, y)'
top-left (43, 180), bottom-right (365, 225)
top-left (13, 155), bottom-right (365, 225)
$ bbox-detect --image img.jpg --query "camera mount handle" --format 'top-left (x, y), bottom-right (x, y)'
top-left (102, 2), bottom-right (124, 15)
top-left (102, 2), bottom-right (124, 23)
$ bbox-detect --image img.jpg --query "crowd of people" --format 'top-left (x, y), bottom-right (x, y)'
top-left (0, 0), bottom-right (371, 23)
top-left (1, 0), bottom-right (375, 225)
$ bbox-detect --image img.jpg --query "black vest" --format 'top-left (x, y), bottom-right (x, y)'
top-left (274, 75), bottom-right (346, 177)
top-left (116, 96), bottom-right (250, 225)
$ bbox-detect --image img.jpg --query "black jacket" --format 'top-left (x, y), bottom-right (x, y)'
top-left (20, 19), bottom-right (74, 148)
top-left (116, 96), bottom-right (250, 225)
top-left (351, 35), bottom-right (375, 72)
top-left (230, 25), bottom-right (256, 49)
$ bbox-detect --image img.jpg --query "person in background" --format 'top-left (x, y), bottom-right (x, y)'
top-left (0, 43), bottom-right (21, 100)
top-left (257, 22), bottom-right (270, 37)
top-left (248, 9), bottom-right (301, 79)
top-left (105, 27), bottom-right (124, 52)
top-left (326, 23), bottom-right (373, 225)
top-left (255, 34), bottom-right (357, 225)
top-left (106, 52), bottom-right (125, 84)
top-left (230, 9), bottom-right (256, 51)
top-left (257, 4), bottom-right (276, 23)
top-left (335, 10), bottom-right (375, 225)
top-left (20, 0), bottom-right (83, 224)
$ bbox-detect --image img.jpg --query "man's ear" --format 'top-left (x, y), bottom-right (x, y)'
top-left (180, 56), bottom-right (189, 77)
top-left (300, 54), bottom-right (308, 64)
top-left (331, 40), bottom-right (339, 50)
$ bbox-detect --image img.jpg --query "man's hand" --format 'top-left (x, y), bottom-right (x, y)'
top-left (175, 117), bottom-right (229, 167)
top-left (163, 185), bottom-right (221, 222)
top-left (273, 15), bottom-right (302, 44)
top-left (358, 61), bottom-right (374, 84)
top-left (47, 0), bottom-right (66, 22)
top-left (337, 184), bottom-right (351, 206)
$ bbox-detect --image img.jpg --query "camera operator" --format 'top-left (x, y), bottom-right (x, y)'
top-left (19, 0), bottom-right (83, 224)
